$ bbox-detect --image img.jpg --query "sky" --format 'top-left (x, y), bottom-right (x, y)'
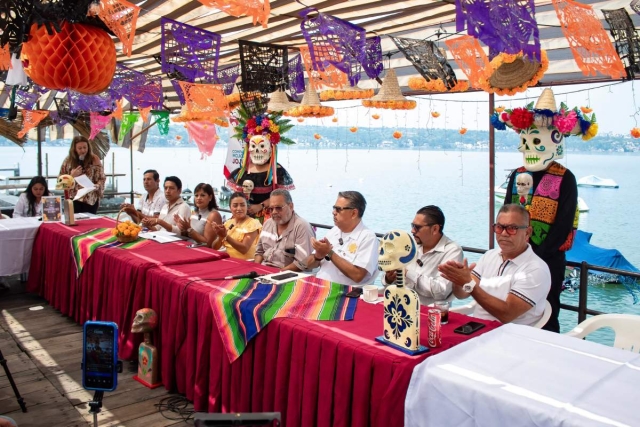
top-left (297, 80), bottom-right (640, 136)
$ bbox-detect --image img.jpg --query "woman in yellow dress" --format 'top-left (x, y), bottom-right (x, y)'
top-left (212, 192), bottom-right (261, 260)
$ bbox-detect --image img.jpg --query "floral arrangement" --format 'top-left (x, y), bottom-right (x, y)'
top-left (491, 101), bottom-right (598, 141)
top-left (408, 77), bottom-right (469, 93)
top-left (232, 105), bottom-right (295, 145)
top-left (319, 88), bottom-right (374, 101)
top-left (112, 220), bottom-right (141, 242)
top-left (362, 99), bottom-right (417, 110)
top-left (478, 50), bottom-right (549, 96)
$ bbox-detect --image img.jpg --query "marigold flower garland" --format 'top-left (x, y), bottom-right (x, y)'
top-left (408, 77), bottom-right (469, 93)
top-left (319, 88), bottom-right (374, 101)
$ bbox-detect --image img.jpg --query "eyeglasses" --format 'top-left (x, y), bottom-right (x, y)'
top-left (266, 205), bottom-right (287, 213)
top-left (493, 223), bottom-right (528, 235)
top-left (411, 223), bottom-right (434, 232)
top-left (332, 206), bottom-right (355, 213)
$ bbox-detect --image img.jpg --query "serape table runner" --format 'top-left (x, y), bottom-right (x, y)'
top-left (210, 275), bottom-right (358, 362)
top-left (71, 228), bottom-right (149, 276)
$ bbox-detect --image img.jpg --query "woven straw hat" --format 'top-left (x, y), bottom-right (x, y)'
top-left (300, 84), bottom-right (323, 106)
top-left (535, 88), bottom-right (557, 112)
top-left (488, 55), bottom-right (542, 90)
top-left (267, 89), bottom-right (297, 113)
top-left (370, 69), bottom-right (409, 101)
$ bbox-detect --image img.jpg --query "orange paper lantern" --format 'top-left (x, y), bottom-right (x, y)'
top-left (393, 131), bottom-right (402, 139)
top-left (350, 127), bottom-right (358, 133)
top-left (21, 22), bottom-right (116, 95)
top-left (631, 128), bottom-right (640, 138)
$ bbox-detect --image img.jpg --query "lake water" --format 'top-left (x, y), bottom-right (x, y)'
top-left (5, 145), bottom-right (640, 340)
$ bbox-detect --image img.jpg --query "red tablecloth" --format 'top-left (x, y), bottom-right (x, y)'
top-left (27, 218), bottom-right (229, 358)
top-left (141, 260), bottom-right (501, 427)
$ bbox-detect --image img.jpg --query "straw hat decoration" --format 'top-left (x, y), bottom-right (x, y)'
top-left (266, 89), bottom-right (298, 114)
top-left (286, 84), bottom-right (334, 118)
top-left (226, 83), bottom-right (241, 108)
top-left (478, 50), bottom-right (549, 96)
top-left (319, 85), bottom-right (374, 101)
top-left (362, 69), bottom-right (416, 110)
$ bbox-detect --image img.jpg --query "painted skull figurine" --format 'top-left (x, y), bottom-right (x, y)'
top-left (516, 173), bottom-right (533, 196)
top-left (55, 174), bottom-right (75, 190)
top-left (131, 308), bottom-right (158, 333)
top-left (242, 180), bottom-right (254, 196)
top-left (378, 230), bottom-right (417, 272)
top-left (248, 134), bottom-right (272, 165)
top-left (518, 126), bottom-right (564, 172)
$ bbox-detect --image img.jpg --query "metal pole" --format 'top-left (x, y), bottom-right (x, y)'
top-left (578, 261), bottom-right (589, 323)
top-left (488, 93), bottom-right (495, 249)
top-left (129, 130), bottom-right (134, 204)
top-left (36, 102), bottom-right (43, 176)
top-left (45, 153), bottom-right (49, 179)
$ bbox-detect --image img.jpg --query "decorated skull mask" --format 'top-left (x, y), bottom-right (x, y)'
top-left (248, 134), bottom-right (272, 165)
top-left (516, 172), bottom-right (533, 196)
top-left (55, 174), bottom-right (75, 190)
top-left (519, 126), bottom-right (564, 172)
top-left (242, 180), bottom-right (254, 195)
top-left (131, 308), bottom-right (158, 333)
top-left (378, 230), bottom-right (417, 272)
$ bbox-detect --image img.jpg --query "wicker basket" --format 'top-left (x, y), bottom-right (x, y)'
top-left (115, 209), bottom-right (139, 243)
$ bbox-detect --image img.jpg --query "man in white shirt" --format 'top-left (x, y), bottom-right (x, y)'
top-left (439, 204), bottom-right (551, 326)
top-left (383, 206), bottom-right (463, 306)
top-left (121, 169), bottom-right (166, 223)
top-left (303, 191), bottom-right (379, 287)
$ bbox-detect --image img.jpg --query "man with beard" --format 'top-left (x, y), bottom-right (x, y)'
top-left (439, 204), bottom-right (551, 326)
top-left (304, 191), bottom-right (379, 287)
top-left (121, 169), bottom-right (166, 224)
top-left (254, 189), bottom-right (315, 271)
top-left (382, 205), bottom-right (463, 306)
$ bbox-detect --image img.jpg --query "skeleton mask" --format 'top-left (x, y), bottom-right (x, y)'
top-left (248, 134), bottom-right (272, 165)
top-left (242, 180), bottom-right (254, 195)
top-left (516, 173), bottom-right (533, 196)
top-left (131, 308), bottom-right (158, 333)
top-left (55, 174), bottom-right (75, 190)
top-left (378, 230), bottom-right (417, 272)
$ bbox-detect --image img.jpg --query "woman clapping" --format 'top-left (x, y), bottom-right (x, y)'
top-left (212, 192), bottom-right (261, 259)
top-left (175, 183), bottom-right (222, 247)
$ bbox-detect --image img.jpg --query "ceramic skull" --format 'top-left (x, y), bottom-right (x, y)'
top-left (55, 174), bottom-right (75, 190)
top-left (131, 308), bottom-right (158, 333)
top-left (248, 134), bottom-right (272, 165)
top-left (378, 230), bottom-right (417, 272)
top-left (518, 124), bottom-right (564, 172)
top-left (242, 180), bottom-right (254, 195)
top-left (516, 173), bottom-right (533, 196)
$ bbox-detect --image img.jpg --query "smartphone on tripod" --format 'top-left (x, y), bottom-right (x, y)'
top-left (82, 321), bottom-right (119, 392)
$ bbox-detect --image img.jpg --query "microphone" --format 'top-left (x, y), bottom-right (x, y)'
top-left (338, 237), bottom-right (344, 245)
top-left (224, 271), bottom-right (259, 280)
top-left (228, 224), bottom-right (235, 230)
top-left (416, 259), bottom-right (424, 267)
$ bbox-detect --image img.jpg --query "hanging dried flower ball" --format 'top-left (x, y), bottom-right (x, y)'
top-left (314, 133), bottom-right (321, 140)
top-left (631, 128), bottom-right (640, 138)
top-left (372, 114), bottom-right (380, 120)
top-left (332, 117), bottom-right (338, 123)
top-left (459, 128), bottom-right (468, 135)
top-left (581, 106), bottom-right (593, 114)
top-left (393, 131), bottom-right (402, 139)
top-left (495, 106), bottom-right (506, 113)
top-left (431, 111), bottom-right (440, 118)
top-left (350, 127), bottom-right (358, 133)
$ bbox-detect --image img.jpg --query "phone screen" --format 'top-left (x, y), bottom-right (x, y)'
top-left (345, 287), bottom-right (363, 298)
top-left (83, 321), bottom-right (118, 391)
top-left (270, 272), bottom-right (299, 281)
top-left (453, 321), bottom-right (486, 335)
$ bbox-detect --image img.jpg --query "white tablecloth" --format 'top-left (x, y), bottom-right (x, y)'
top-left (0, 217), bottom-right (42, 275)
top-left (405, 323), bottom-right (640, 427)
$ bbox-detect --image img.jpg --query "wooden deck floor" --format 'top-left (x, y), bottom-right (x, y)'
top-left (0, 277), bottom-right (192, 426)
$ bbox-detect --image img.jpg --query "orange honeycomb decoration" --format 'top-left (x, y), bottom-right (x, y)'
top-left (92, 0), bottom-right (140, 57)
top-left (21, 22), bottom-right (116, 94)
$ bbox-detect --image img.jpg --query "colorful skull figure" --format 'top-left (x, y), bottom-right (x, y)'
top-left (55, 174), bottom-right (75, 190)
top-left (377, 230), bottom-right (417, 272)
top-left (242, 180), bottom-right (254, 198)
top-left (131, 308), bottom-right (158, 333)
top-left (518, 126), bottom-right (564, 172)
top-left (516, 173), bottom-right (533, 196)
top-left (248, 134), bottom-right (272, 165)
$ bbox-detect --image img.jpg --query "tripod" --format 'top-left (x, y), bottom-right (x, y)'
top-left (0, 349), bottom-right (27, 412)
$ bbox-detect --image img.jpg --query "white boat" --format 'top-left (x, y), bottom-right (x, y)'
top-left (494, 180), bottom-right (589, 213)
top-left (577, 175), bottom-right (619, 188)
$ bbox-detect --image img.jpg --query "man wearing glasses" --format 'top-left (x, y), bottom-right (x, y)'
top-left (254, 189), bottom-right (315, 271)
top-left (439, 204), bottom-right (551, 326)
top-left (382, 206), bottom-right (463, 306)
top-left (303, 191), bottom-right (379, 287)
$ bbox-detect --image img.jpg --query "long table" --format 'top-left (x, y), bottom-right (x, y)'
top-left (0, 216), bottom-right (42, 276)
top-left (27, 219), bottom-right (501, 426)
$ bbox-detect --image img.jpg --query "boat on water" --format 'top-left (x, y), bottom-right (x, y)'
top-left (577, 175), bottom-right (619, 188)
top-left (494, 178), bottom-right (590, 213)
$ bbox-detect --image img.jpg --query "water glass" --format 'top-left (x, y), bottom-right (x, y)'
top-left (434, 300), bottom-right (450, 324)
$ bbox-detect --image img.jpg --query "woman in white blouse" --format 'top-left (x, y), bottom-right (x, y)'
top-left (141, 176), bottom-right (190, 233)
top-left (175, 183), bottom-right (223, 247)
top-left (13, 176), bottom-right (51, 217)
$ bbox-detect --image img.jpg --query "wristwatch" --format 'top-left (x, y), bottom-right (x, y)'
top-left (462, 280), bottom-right (476, 293)
top-left (325, 249), bottom-right (335, 262)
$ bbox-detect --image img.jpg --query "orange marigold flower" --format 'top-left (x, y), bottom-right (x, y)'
top-left (372, 114), bottom-right (380, 120)
top-left (495, 106), bottom-right (505, 113)
top-left (631, 128), bottom-right (640, 138)
top-left (431, 111), bottom-right (440, 118)
top-left (459, 128), bottom-right (468, 135)
top-left (393, 131), bottom-right (402, 139)
top-left (314, 133), bottom-right (321, 140)
top-left (350, 127), bottom-right (358, 133)
top-left (332, 117), bottom-right (338, 123)
top-left (580, 106), bottom-right (593, 114)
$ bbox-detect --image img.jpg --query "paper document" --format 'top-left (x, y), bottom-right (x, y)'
top-left (74, 213), bottom-right (101, 220)
top-left (138, 230), bottom-right (183, 244)
top-left (73, 174), bottom-right (97, 201)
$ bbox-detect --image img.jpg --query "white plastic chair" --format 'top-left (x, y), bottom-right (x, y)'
top-left (565, 314), bottom-right (640, 353)
top-left (450, 300), bottom-right (552, 329)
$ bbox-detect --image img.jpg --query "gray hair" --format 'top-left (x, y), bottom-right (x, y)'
top-left (498, 204), bottom-right (530, 224)
top-left (338, 191), bottom-right (367, 218)
top-left (270, 189), bottom-right (292, 204)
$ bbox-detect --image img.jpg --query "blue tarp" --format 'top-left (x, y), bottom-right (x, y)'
top-left (567, 230), bottom-right (639, 273)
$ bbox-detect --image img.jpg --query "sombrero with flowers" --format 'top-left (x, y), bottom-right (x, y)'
top-left (490, 88), bottom-right (598, 141)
